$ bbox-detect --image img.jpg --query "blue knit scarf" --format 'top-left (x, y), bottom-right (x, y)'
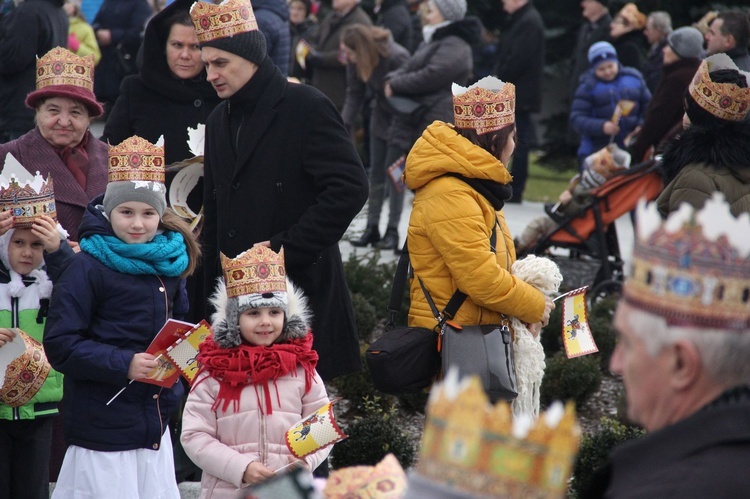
top-left (80, 231), bottom-right (188, 277)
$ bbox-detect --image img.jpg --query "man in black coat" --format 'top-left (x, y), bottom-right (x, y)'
top-left (493, 0), bottom-right (544, 203)
top-left (190, 0), bottom-right (368, 382)
top-left (0, 0), bottom-right (67, 143)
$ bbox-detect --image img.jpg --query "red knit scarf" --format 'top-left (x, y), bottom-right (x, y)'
top-left (194, 333), bottom-right (319, 415)
top-left (55, 132), bottom-right (90, 190)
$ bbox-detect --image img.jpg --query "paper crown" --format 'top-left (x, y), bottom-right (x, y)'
top-left (220, 246), bottom-right (287, 299)
top-left (34, 46), bottom-right (94, 92)
top-left (688, 54), bottom-right (750, 122)
top-left (0, 330), bottom-right (51, 408)
top-left (624, 194), bottom-right (750, 330)
top-left (108, 136), bottom-right (166, 183)
top-left (616, 2), bottom-right (646, 29)
top-left (411, 370), bottom-right (581, 498)
top-left (0, 154), bottom-right (57, 228)
top-left (190, 0), bottom-right (258, 44)
top-left (452, 76), bottom-right (515, 135)
top-left (325, 454), bottom-right (407, 498)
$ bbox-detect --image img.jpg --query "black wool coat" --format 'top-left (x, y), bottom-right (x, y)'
top-left (202, 57), bottom-right (369, 381)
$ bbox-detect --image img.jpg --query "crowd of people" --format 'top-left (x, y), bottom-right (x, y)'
top-left (0, 0), bottom-right (748, 497)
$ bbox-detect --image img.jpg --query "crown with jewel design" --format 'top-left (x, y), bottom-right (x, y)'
top-left (108, 136), bottom-right (166, 183)
top-left (453, 76), bottom-right (516, 135)
top-left (220, 246), bottom-right (287, 299)
top-left (624, 194), bottom-right (750, 330)
top-left (190, 0), bottom-right (258, 44)
top-left (35, 46), bottom-right (95, 92)
top-left (412, 370), bottom-right (581, 498)
top-left (688, 54), bottom-right (750, 122)
top-left (0, 154), bottom-right (57, 229)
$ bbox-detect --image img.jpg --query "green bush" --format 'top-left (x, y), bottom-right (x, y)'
top-left (343, 252), bottom-right (398, 321)
top-left (396, 390), bottom-right (429, 414)
top-left (330, 353), bottom-right (393, 414)
top-left (588, 297), bottom-right (618, 371)
top-left (540, 303), bottom-right (563, 357)
top-left (540, 352), bottom-right (601, 409)
top-left (330, 400), bottom-right (416, 470)
top-left (570, 418), bottom-right (646, 498)
top-left (351, 292), bottom-right (379, 344)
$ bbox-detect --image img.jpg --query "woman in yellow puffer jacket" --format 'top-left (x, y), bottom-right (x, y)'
top-left (404, 76), bottom-right (553, 333)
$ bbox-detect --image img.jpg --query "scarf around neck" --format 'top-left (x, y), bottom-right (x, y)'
top-left (80, 230), bottom-right (188, 277)
top-left (56, 130), bottom-right (90, 190)
top-left (195, 332), bottom-right (319, 415)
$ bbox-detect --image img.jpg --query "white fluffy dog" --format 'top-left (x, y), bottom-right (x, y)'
top-left (510, 254), bottom-right (562, 419)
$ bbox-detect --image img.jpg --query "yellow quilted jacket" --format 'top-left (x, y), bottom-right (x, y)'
top-left (404, 121), bottom-right (545, 329)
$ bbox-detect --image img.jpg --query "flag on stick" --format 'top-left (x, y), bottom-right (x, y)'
top-left (164, 320), bottom-right (211, 385)
top-left (562, 287), bottom-right (598, 358)
top-left (285, 398), bottom-right (347, 459)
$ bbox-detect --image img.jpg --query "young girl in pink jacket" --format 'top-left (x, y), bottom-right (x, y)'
top-left (180, 245), bottom-right (330, 497)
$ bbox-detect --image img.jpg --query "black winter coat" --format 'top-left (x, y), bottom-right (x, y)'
top-left (377, 0), bottom-right (413, 54)
top-left (568, 13), bottom-right (611, 98)
top-left (611, 29), bottom-right (647, 73)
top-left (493, 2), bottom-right (545, 113)
top-left (101, 0), bottom-right (221, 165)
top-left (0, 0), bottom-right (67, 134)
top-left (44, 197), bottom-right (187, 452)
top-left (202, 57), bottom-right (368, 381)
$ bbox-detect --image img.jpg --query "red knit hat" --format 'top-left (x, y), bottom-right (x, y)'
top-left (25, 47), bottom-right (104, 118)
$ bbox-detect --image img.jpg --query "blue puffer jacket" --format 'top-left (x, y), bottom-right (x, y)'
top-left (253, 0), bottom-right (291, 76)
top-left (570, 65), bottom-right (651, 161)
top-left (43, 196), bottom-right (186, 452)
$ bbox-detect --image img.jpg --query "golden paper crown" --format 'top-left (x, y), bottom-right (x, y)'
top-left (220, 246), bottom-right (286, 299)
top-left (0, 154), bottom-right (57, 228)
top-left (414, 371), bottom-right (581, 498)
top-left (0, 330), bottom-right (51, 408)
top-left (688, 54), bottom-right (750, 122)
top-left (35, 46), bottom-right (95, 92)
top-left (190, 0), bottom-right (258, 44)
top-left (624, 194), bottom-right (750, 330)
top-left (616, 3), bottom-right (646, 29)
top-left (453, 76), bottom-right (516, 135)
top-left (108, 136), bottom-right (165, 183)
top-left (325, 454), bottom-right (407, 498)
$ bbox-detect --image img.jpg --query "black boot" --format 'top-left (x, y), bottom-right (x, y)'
top-left (351, 225), bottom-right (380, 247)
top-left (375, 227), bottom-right (399, 251)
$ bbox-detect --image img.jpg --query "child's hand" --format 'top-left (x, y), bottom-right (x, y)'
top-left (127, 353), bottom-right (158, 380)
top-left (0, 211), bottom-right (13, 236)
top-left (603, 121), bottom-right (620, 136)
top-left (67, 240), bottom-right (81, 253)
top-left (558, 190), bottom-right (573, 205)
top-left (0, 328), bottom-right (15, 347)
top-left (243, 461), bottom-right (275, 485)
top-left (31, 215), bottom-right (61, 252)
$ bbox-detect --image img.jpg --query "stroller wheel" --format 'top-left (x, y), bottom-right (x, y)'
top-left (587, 279), bottom-right (623, 309)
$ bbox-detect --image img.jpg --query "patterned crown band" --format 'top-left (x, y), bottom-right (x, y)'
top-left (35, 47), bottom-right (95, 92)
top-left (0, 154), bottom-right (57, 228)
top-left (221, 246), bottom-right (287, 299)
top-left (108, 136), bottom-right (165, 183)
top-left (453, 77), bottom-right (516, 135)
top-left (688, 56), bottom-right (750, 122)
top-left (624, 195), bottom-right (750, 331)
top-left (190, 0), bottom-right (258, 44)
top-left (0, 331), bottom-right (51, 408)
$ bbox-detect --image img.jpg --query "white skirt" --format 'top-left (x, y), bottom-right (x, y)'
top-left (52, 428), bottom-right (181, 499)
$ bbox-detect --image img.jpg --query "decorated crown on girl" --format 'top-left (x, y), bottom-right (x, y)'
top-left (452, 76), bottom-right (516, 135)
top-left (0, 153), bottom-right (57, 229)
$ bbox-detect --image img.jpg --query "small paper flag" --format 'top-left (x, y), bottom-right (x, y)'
top-left (562, 287), bottom-right (598, 358)
top-left (286, 398), bottom-right (347, 459)
top-left (164, 320), bottom-right (211, 385)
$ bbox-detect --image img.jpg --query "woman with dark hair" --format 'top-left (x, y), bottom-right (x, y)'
top-left (340, 25), bottom-right (410, 249)
top-left (657, 55), bottom-right (750, 218)
top-left (404, 77), bottom-right (553, 340)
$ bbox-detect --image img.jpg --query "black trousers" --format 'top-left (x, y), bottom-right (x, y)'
top-left (0, 416), bottom-right (55, 499)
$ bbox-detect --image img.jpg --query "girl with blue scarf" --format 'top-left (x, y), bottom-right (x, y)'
top-left (43, 136), bottom-right (201, 499)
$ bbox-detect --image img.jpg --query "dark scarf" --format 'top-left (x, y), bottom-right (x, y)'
top-left (447, 173), bottom-right (513, 210)
top-left (195, 332), bottom-right (319, 415)
top-left (56, 131), bottom-right (90, 190)
top-left (226, 57), bottom-right (277, 153)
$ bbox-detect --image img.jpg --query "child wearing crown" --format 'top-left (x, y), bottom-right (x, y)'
top-left (180, 245), bottom-right (331, 497)
top-left (0, 170), bottom-right (76, 499)
top-left (43, 136), bottom-right (201, 499)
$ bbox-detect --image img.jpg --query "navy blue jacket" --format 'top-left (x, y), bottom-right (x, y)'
top-left (44, 196), bottom-right (186, 452)
top-left (254, 0), bottom-right (291, 76)
top-left (570, 65), bottom-right (651, 160)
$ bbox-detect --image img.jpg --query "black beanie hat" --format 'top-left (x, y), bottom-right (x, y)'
top-left (201, 30), bottom-right (267, 65)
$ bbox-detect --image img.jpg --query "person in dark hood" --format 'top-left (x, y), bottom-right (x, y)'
top-left (0, 0), bottom-right (68, 143)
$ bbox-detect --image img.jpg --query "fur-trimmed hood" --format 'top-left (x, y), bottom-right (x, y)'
top-left (661, 122), bottom-right (750, 184)
top-left (0, 228), bottom-right (54, 301)
top-left (209, 277), bottom-right (313, 349)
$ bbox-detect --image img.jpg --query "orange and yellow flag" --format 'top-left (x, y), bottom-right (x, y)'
top-left (561, 287), bottom-right (599, 358)
top-left (286, 399), bottom-right (347, 459)
top-left (164, 320), bottom-right (211, 385)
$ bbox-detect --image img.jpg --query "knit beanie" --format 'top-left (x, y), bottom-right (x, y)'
top-left (588, 41), bottom-right (618, 68)
top-left (103, 181), bottom-right (167, 218)
top-left (667, 27), bottom-right (704, 60)
top-left (190, 0), bottom-right (267, 65)
top-left (431, 0), bottom-right (466, 22)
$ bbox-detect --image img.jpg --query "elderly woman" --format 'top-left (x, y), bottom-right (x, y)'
top-left (0, 47), bottom-right (108, 243)
top-left (102, 0), bottom-right (221, 165)
top-left (404, 77), bottom-right (554, 396)
top-left (657, 54), bottom-right (750, 218)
